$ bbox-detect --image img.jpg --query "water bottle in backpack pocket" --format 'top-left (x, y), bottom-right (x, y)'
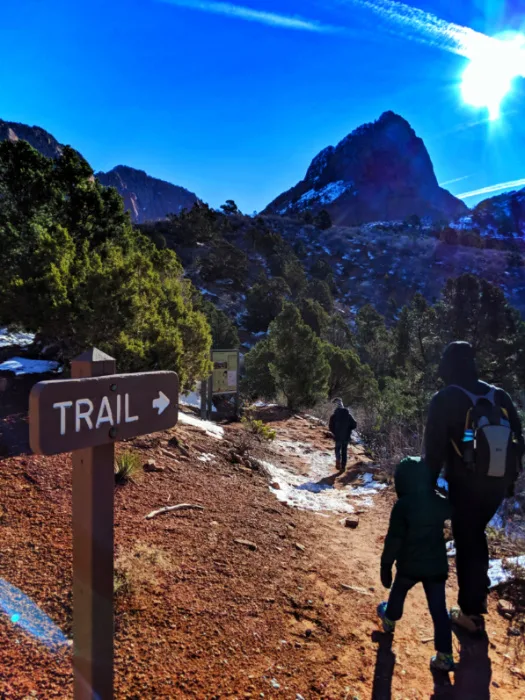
top-left (451, 386), bottom-right (519, 479)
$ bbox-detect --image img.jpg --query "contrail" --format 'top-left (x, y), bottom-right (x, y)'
top-left (439, 175), bottom-right (471, 187)
top-left (456, 178), bottom-right (525, 200)
top-left (331, 0), bottom-right (513, 59)
top-left (158, 0), bottom-right (343, 33)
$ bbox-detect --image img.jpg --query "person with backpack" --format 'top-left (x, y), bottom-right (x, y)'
top-left (424, 341), bottom-right (524, 633)
top-left (378, 456), bottom-right (454, 672)
top-left (328, 398), bottom-right (357, 472)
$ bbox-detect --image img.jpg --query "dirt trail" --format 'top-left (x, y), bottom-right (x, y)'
top-left (0, 409), bottom-right (523, 699)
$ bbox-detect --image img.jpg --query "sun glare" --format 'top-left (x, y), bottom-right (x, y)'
top-left (461, 32), bottom-right (525, 120)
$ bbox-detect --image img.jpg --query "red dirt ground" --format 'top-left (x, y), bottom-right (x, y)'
top-left (0, 410), bottom-right (524, 699)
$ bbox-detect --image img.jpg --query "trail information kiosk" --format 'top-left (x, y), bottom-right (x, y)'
top-left (28, 349), bottom-right (179, 700)
top-left (211, 349), bottom-right (239, 395)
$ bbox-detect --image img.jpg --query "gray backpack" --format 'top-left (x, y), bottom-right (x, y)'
top-left (450, 386), bottom-right (518, 479)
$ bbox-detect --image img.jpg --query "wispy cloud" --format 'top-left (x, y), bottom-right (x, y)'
top-left (334, 0), bottom-right (498, 57)
top-left (439, 175), bottom-right (471, 187)
top-left (159, 0), bottom-right (343, 33)
top-left (456, 178), bottom-right (525, 200)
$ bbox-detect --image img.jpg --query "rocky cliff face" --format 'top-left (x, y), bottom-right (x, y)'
top-left (96, 166), bottom-right (199, 223)
top-left (0, 118), bottom-right (64, 159)
top-left (264, 111), bottom-right (469, 225)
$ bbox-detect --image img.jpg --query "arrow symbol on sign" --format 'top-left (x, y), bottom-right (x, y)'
top-left (152, 391), bottom-right (170, 415)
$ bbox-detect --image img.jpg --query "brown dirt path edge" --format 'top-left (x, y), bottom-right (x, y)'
top-left (0, 413), bottom-right (522, 699)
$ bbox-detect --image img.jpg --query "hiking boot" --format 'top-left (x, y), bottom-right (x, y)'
top-left (377, 602), bottom-right (396, 634)
top-left (430, 652), bottom-right (455, 673)
top-left (449, 607), bottom-right (485, 634)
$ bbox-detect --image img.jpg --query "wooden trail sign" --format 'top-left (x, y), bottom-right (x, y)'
top-left (28, 349), bottom-right (179, 700)
top-left (29, 370), bottom-right (179, 455)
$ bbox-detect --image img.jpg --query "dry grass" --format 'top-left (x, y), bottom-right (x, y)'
top-left (114, 542), bottom-right (174, 597)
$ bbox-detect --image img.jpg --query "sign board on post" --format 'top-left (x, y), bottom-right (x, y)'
top-left (28, 349), bottom-right (179, 700)
top-left (29, 371), bottom-right (179, 455)
top-left (211, 350), bottom-right (239, 395)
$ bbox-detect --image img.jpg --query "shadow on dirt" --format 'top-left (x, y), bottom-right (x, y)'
top-left (372, 630), bottom-right (396, 700)
top-left (451, 628), bottom-right (492, 700)
top-left (372, 628), bottom-right (493, 699)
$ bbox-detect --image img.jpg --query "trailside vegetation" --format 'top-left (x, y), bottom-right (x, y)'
top-left (0, 140), bottom-right (211, 387)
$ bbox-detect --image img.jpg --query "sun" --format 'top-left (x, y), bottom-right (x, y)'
top-left (461, 32), bottom-right (525, 120)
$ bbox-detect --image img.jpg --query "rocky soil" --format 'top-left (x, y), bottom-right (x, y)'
top-left (0, 409), bottom-right (524, 699)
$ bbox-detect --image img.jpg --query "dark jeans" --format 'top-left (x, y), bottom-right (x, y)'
top-left (449, 484), bottom-right (503, 616)
top-left (335, 441), bottom-right (349, 469)
top-left (386, 575), bottom-right (452, 654)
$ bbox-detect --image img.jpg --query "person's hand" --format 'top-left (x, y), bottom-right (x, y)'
top-left (380, 565), bottom-right (392, 589)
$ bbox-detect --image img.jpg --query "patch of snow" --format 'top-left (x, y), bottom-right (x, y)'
top-left (0, 357), bottom-right (60, 375)
top-left (296, 180), bottom-right (352, 209)
top-left (198, 453), bottom-right (215, 463)
top-left (446, 540), bottom-right (456, 557)
top-left (0, 329), bottom-right (35, 348)
top-left (178, 411), bottom-right (224, 439)
top-left (264, 440), bottom-right (384, 514)
top-left (180, 385), bottom-right (217, 413)
top-left (488, 555), bottom-right (525, 588)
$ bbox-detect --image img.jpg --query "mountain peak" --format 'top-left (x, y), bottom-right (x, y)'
top-left (0, 118), bottom-right (64, 159)
top-left (96, 165), bottom-right (199, 223)
top-left (264, 112), bottom-right (468, 225)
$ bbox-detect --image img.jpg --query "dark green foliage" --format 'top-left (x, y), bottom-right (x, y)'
top-left (322, 314), bottom-right (355, 349)
top-left (355, 305), bottom-right (392, 380)
top-left (268, 305), bottom-right (330, 410)
top-left (245, 277), bottom-right (291, 332)
top-left (298, 298), bottom-right (330, 337)
top-left (199, 239), bottom-right (249, 289)
top-left (0, 139), bottom-right (212, 387)
top-left (314, 209), bottom-right (332, 230)
top-left (220, 199), bottom-right (240, 215)
top-left (242, 338), bottom-right (276, 400)
top-left (301, 279), bottom-right (334, 313)
top-left (200, 300), bottom-right (239, 349)
top-left (323, 343), bottom-right (378, 406)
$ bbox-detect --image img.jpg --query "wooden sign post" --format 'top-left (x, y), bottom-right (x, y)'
top-left (29, 349), bottom-right (179, 700)
top-left (71, 349), bottom-right (116, 700)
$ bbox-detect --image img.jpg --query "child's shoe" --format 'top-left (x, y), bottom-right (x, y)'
top-left (430, 652), bottom-right (455, 672)
top-left (449, 606), bottom-right (485, 634)
top-left (377, 602), bottom-right (396, 634)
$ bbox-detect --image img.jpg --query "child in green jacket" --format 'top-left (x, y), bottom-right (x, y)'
top-left (378, 456), bottom-right (454, 672)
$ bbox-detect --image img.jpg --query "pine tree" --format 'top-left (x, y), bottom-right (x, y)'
top-left (268, 305), bottom-right (330, 409)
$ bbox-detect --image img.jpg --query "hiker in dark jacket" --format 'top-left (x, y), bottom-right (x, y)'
top-left (378, 456), bottom-right (454, 672)
top-left (424, 341), bottom-right (524, 633)
top-left (328, 398), bottom-right (356, 472)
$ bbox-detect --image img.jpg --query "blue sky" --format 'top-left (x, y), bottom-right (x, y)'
top-left (0, 0), bottom-right (523, 212)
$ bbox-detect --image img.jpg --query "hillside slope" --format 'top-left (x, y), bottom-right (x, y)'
top-left (264, 111), bottom-right (469, 226)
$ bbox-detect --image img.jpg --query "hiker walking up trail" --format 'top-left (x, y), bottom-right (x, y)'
top-left (377, 456), bottom-right (454, 672)
top-left (329, 398), bottom-right (356, 473)
top-left (424, 341), bottom-right (524, 634)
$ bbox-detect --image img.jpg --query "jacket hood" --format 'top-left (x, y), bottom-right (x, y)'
top-left (394, 456), bottom-right (434, 497)
top-left (439, 341), bottom-right (478, 387)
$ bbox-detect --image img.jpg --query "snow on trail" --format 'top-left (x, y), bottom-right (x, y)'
top-left (178, 411), bottom-right (224, 439)
top-left (264, 439), bottom-right (385, 514)
top-left (488, 555), bottom-right (525, 588)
